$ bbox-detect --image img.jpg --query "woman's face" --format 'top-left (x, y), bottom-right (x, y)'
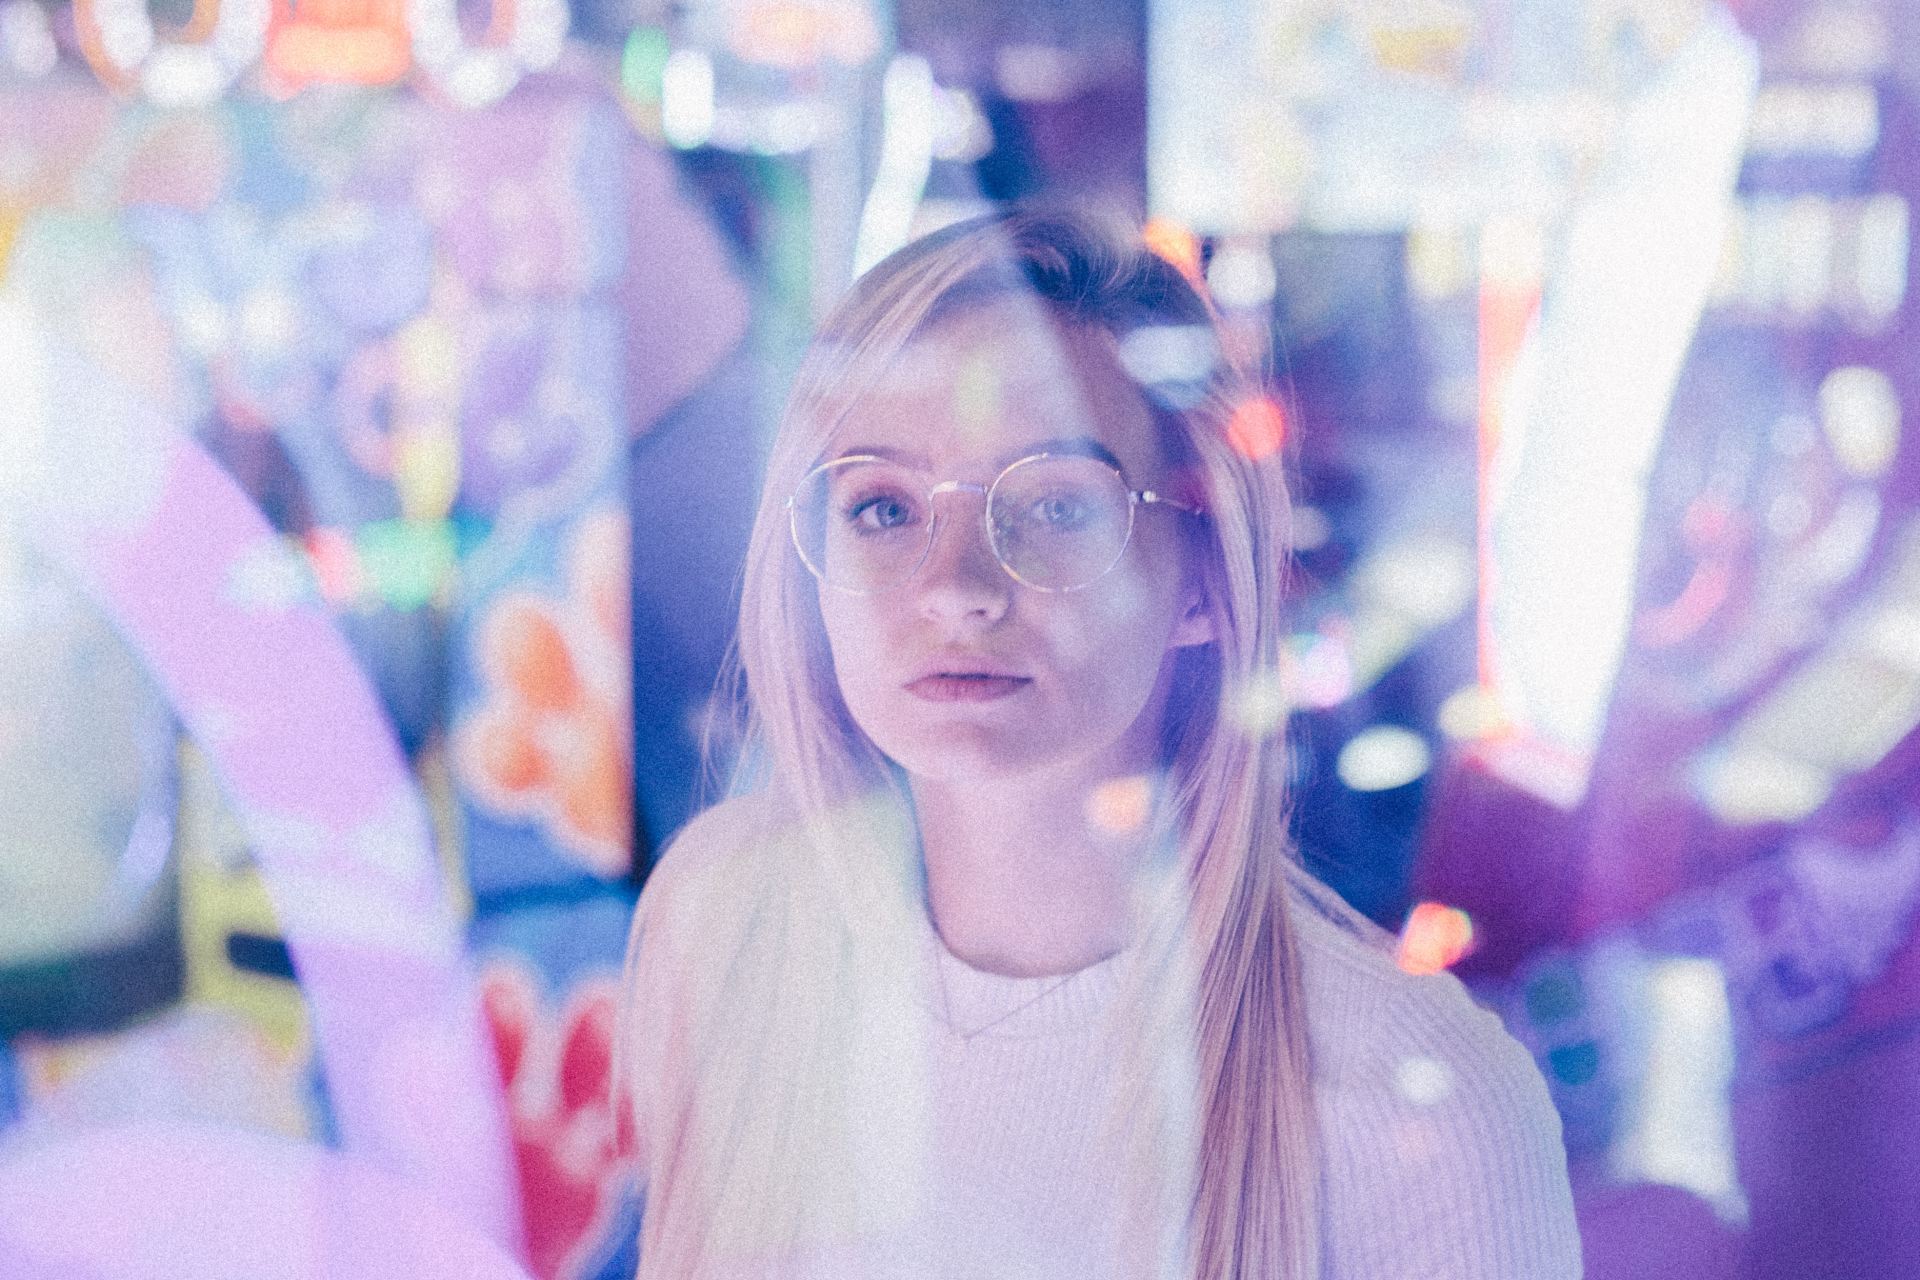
top-left (812, 300), bottom-right (1214, 789)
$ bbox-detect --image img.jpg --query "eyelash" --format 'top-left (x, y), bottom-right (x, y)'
top-left (843, 492), bottom-right (920, 533)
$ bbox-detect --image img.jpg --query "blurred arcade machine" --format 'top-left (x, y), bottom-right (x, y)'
top-left (0, 1), bottom-right (751, 1272)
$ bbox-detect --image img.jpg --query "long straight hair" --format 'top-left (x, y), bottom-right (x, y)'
top-left (650, 210), bottom-right (1319, 1279)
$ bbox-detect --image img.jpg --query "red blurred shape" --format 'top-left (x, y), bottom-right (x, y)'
top-left (304, 527), bottom-right (361, 605)
top-left (483, 964), bottom-right (631, 1280)
top-left (1397, 901), bottom-right (1477, 975)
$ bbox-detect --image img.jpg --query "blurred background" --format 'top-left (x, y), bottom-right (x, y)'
top-left (0, 0), bottom-right (1915, 1276)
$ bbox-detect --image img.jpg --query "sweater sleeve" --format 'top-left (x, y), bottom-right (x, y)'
top-left (1314, 963), bottom-right (1583, 1280)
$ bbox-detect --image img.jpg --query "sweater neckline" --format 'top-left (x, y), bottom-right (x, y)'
top-left (914, 907), bottom-right (1129, 1041)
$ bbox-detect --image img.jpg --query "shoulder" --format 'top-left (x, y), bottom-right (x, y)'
top-left (1282, 866), bottom-right (1581, 1279)
top-left (1281, 862), bottom-right (1532, 1087)
top-left (634, 792), bottom-right (786, 937)
top-left (622, 791), bottom-right (794, 1062)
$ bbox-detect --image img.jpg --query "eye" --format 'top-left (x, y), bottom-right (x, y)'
top-left (1029, 492), bottom-right (1093, 531)
top-left (846, 491), bottom-right (921, 533)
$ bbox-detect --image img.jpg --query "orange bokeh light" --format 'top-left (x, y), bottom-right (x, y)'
top-left (264, 0), bottom-right (411, 91)
top-left (1086, 775), bottom-right (1152, 835)
top-left (1226, 395), bottom-right (1287, 460)
top-left (1142, 216), bottom-right (1203, 286)
top-left (1396, 901), bottom-right (1477, 975)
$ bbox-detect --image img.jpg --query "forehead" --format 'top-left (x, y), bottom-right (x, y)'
top-left (829, 300), bottom-right (1162, 474)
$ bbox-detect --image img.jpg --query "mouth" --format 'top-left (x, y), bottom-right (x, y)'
top-left (904, 672), bottom-right (1033, 703)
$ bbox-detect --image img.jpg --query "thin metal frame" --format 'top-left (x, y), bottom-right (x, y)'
top-left (787, 450), bottom-right (1204, 596)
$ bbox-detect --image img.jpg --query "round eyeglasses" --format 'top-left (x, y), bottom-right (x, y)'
top-left (788, 451), bottom-right (1205, 596)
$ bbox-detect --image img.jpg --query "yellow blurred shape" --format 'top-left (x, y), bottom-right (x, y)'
top-left (1227, 666), bottom-right (1290, 739)
top-left (174, 742), bottom-right (312, 1058)
top-left (1142, 216), bottom-right (1202, 285)
top-left (1438, 684), bottom-right (1508, 740)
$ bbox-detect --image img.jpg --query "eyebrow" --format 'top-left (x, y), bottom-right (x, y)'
top-left (829, 436), bottom-right (1128, 475)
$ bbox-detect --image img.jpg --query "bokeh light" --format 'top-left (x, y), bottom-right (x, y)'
top-left (1225, 395), bottom-right (1286, 461)
top-left (1397, 902), bottom-right (1476, 977)
top-left (1337, 725), bottom-right (1432, 793)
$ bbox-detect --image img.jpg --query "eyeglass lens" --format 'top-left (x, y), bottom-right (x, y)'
top-left (792, 456), bottom-right (1135, 592)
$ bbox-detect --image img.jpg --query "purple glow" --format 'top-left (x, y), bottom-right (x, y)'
top-left (0, 1122), bottom-right (533, 1280)
top-left (5, 373), bottom-right (521, 1253)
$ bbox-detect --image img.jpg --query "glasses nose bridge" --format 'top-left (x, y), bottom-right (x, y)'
top-left (927, 477), bottom-right (989, 503)
top-left (919, 477), bottom-right (1004, 580)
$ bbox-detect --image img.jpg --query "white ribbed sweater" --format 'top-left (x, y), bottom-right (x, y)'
top-left (624, 796), bottom-right (1583, 1279)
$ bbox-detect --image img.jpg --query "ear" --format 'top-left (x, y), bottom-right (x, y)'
top-left (1170, 586), bottom-right (1215, 649)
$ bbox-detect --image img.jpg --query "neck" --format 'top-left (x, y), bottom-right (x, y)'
top-left (910, 767), bottom-right (1163, 979)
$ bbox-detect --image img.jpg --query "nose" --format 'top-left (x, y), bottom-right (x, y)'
top-left (913, 487), bottom-right (1012, 623)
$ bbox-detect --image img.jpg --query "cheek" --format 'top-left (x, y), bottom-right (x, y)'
top-left (1047, 574), bottom-right (1182, 703)
top-left (1093, 566), bottom-right (1180, 654)
top-left (817, 592), bottom-right (890, 705)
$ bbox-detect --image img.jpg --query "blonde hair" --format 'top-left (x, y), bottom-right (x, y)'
top-left (636, 210), bottom-right (1319, 1280)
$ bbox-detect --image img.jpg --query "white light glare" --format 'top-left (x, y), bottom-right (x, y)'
top-left (1694, 750), bottom-right (1832, 825)
top-left (1610, 957), bottom-right (1745, 1223)
top-left (1116, 324), bottom-right (1218, 388)
top-left (1486, 13), bottom-right (1757, 776)
top-left (0, 1), bottom-right (58, 78)
top-left (1207, 240), bottom-right (1276, 309)
top-left (1395, 1055), bottom-right (1453, 1107)
top-left (1853, 195), bottom-right (1909, 325)
top-left (661, 49), bottom-right (715, 150)
top-left (931, 85), bottom-right (992, 163)
top-left (852, 55), bottom-right (935, 277)
top-left (1336, 726), bottom-right (1431, 793)
top-left (1818, 366), bottom-right (1899, 478)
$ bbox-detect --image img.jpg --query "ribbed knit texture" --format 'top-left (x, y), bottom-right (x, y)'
top-left (627, 803), bottom-right (1583, 1278)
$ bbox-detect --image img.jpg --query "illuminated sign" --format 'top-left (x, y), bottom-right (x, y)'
top-left (71, 0), bottom-right (566, 106)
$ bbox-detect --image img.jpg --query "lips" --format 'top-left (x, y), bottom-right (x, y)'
top-left (905, 670), bottom-right (1033, 703)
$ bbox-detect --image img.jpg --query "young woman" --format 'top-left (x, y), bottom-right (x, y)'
top-left (618, 211), bottom-right (1580, 1279)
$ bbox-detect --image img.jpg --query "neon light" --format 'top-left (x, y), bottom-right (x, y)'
top-left (299, 521), bottom-right (458, 611)
top-left (1141, 216), bottom-right (1203, 288)
top-left (406, 0), bottom-right (567, 108)
top-left (1085, 775), bottom-right (1153, 836)
top-left (1694, 520), bottom-right (1920, 825)
top-left (619, 25), bottom-right (671, 105)
top-left (1473, 213), bottom-right (1543, 713)
top-left (74, 0), bottom-right (269, 105)
top-left (728, 0), bottom-right (878, 71)
top-left (0, 0), bottom-right (59, 78)
top-left (1480, 12), bottom-right (1757, 801)
top-left (851, 54), bottom-right (936, 279)
top-left (1338, 725), bottom-right (1432, 793)
top-left (1206, 240), bottom-right (1276, 309)
top-left (1609, 958), bottom-right (1744, 1222)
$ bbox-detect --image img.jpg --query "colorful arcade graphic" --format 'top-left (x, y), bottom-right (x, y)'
top-left (0, 67), bottom-right (746, 1280)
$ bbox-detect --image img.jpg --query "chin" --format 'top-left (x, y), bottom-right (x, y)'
top-left (870, 724), bottom-right (1066, 786)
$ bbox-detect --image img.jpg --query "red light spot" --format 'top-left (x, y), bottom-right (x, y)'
top-left (1227, 396), bottom-right (1287, 460)
top-left (1397, 902), bottom-right (1476, 975)
top-left (303, 528), bottom-right (360, 605)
